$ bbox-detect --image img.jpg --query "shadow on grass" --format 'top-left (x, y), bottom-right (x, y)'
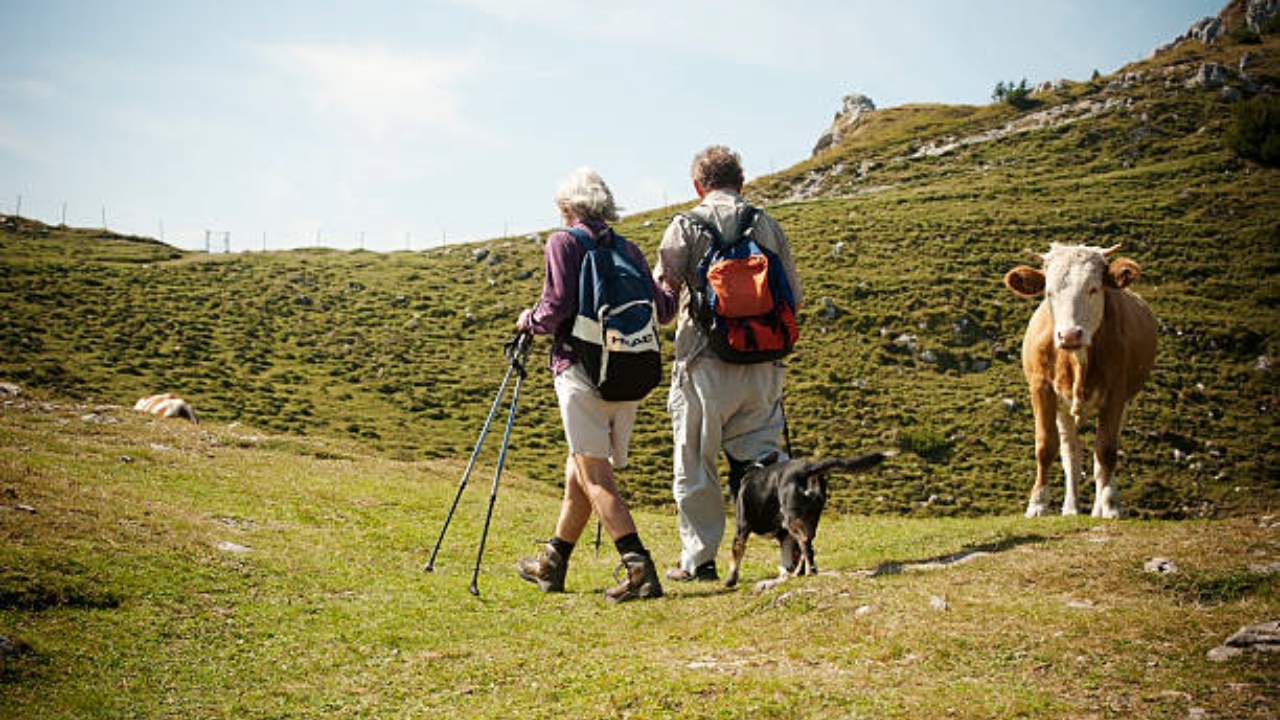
top-left (866, 533), bottom-right (1054, 578)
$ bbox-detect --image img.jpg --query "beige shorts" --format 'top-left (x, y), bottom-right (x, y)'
top-left (554, 363), bottom-right (638, 469)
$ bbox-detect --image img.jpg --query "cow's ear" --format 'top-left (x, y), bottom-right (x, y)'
top-left (1106, 258), bottom-right (1140, 289)
top-left (1004, 266), bottom-right (1045, 297)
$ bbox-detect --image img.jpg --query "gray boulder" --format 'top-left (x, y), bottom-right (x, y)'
top-left (1186, 16), bottom-right (1224, 44)
top-left (1187, 63), bottom-right (1231, 90)
top-left (813, 93), bottom-right (877, 156)
top-left (1207, 620), bottom-right (1280, 661)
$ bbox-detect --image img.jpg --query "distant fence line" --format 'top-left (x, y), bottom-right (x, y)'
top-left (7, 191), bottom-right (517, 253)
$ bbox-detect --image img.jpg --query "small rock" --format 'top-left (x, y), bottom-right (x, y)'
top-left (1144, 557), bottom-right (1179, 575)
top-left (1207, 620), bottom-right (1280, 662)
top-left (216, 541), bottom-right (252, 554)
top-left (820, 297), bottom-right (838, 321)
top-left (855, 605), bottom-right (874, 616)
top-left (15, 504), bottom-right (36, 514)
top-left (929, 595), bottom-right (950, 611)
top-left (1207, 645), bottom-right (1242, 662)
top-left (1249, 561), bottom-right (1280, 575)
top-left (0, 635), bottom-right (31, 659)
top-left (753, 577), bottom-right (785, 594)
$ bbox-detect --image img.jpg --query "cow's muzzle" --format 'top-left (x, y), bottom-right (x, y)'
top-left (1055, 327), bottom-right (1085, 350)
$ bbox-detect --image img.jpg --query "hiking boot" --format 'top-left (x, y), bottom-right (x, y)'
top-left (665, 560), bottom-right (719, 583)
top-left (516, 543), bottom-right (568, 593)
top-left (604, 552), bottom-right (663, 604)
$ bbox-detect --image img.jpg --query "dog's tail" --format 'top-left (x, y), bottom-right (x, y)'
top-left (804, 451), bottom-right (894, 478)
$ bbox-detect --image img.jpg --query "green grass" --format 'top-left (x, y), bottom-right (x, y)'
top-left (2, 397), bottom-right (1277, 719)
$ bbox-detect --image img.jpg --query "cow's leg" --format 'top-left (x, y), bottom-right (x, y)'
top-left (1026, 386), bottom-right (1059, 518)
top-left (1056, 407), bottom-right (1083, 516)
top-left (1091, 404), bottom-right (1126, 519)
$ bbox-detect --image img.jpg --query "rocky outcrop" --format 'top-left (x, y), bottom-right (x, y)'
top-left (1154, 0), bottom-right (1280, 55)
top-left (812, 93), bottom-right (876, 156)
top-left (1246, 0), bottom-right (1280, 28)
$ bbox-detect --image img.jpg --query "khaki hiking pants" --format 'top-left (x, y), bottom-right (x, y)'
top-left (668, 355), bottom-right (787, 573)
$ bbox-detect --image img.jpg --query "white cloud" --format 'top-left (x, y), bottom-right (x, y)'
top-left (255, 43), bottom-right (479, 139)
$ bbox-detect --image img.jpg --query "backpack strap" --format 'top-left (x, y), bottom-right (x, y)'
top-left (565, 225), bottom-right (621, 251)
top-left (565, 226), bottom-right (595, 251)
top-left (681, 205), bottom-right (759, 252)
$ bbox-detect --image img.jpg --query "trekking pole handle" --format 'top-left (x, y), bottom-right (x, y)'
top-left (504, 330), bottom-right (532, 373)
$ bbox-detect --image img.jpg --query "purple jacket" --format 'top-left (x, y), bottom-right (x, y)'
top-left (522, 219), bottom-right (676, 375)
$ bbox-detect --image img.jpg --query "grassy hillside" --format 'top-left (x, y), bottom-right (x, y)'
top-left (1, 31), bottom-right (1277, 521)
top-left (1, 396), bottom-right (1276, 719)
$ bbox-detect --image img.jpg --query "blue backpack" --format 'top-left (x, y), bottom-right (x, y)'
top-left (682, 207), bottom-right (799, 364)
top-left (565, 227), bottom-right (662, 401)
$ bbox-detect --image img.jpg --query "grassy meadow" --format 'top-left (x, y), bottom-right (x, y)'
top-left (2, 20), bottom-right (1279, 720)
top-left (1, 396), bottom-right (1276, 719)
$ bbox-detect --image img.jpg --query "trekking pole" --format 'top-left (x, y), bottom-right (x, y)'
top-left (469, 332), bottom-right (531, 596)
top-left (424, 331), bottom-right (530, 574)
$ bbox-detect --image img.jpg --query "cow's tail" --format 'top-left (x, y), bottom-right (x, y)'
top-left (803, 451), bottom-right (895, 479)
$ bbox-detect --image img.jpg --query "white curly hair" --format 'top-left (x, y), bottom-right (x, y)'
top-left (554, 166), bottom-right (621, 223)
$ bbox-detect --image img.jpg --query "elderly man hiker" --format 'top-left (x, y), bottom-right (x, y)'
top-left (653, 145), bottom-right (804, 582)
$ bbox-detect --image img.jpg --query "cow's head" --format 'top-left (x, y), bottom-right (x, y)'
top-left (1004, 243), bottom-right (1140, 351)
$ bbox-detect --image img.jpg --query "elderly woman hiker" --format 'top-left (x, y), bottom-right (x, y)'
top-left (514, 166), bottom-right (676, 603)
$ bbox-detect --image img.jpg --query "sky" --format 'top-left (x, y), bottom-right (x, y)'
top-left (0, 0), bottom-right (1225, 253)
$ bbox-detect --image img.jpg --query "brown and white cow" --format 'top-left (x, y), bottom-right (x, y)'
top-left (134, 393), bottom-right (199, 424)
top-left (1004, 243), bottom-right (1157, 519)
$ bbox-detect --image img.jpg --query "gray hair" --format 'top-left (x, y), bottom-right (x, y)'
top-left (554, 166), bottom-right (620, 223)
top-left (691, 145), bottom-right (744, 191)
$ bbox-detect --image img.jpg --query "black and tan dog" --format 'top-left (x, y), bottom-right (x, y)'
top-left (724, 451), bottom-right (892, 590)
